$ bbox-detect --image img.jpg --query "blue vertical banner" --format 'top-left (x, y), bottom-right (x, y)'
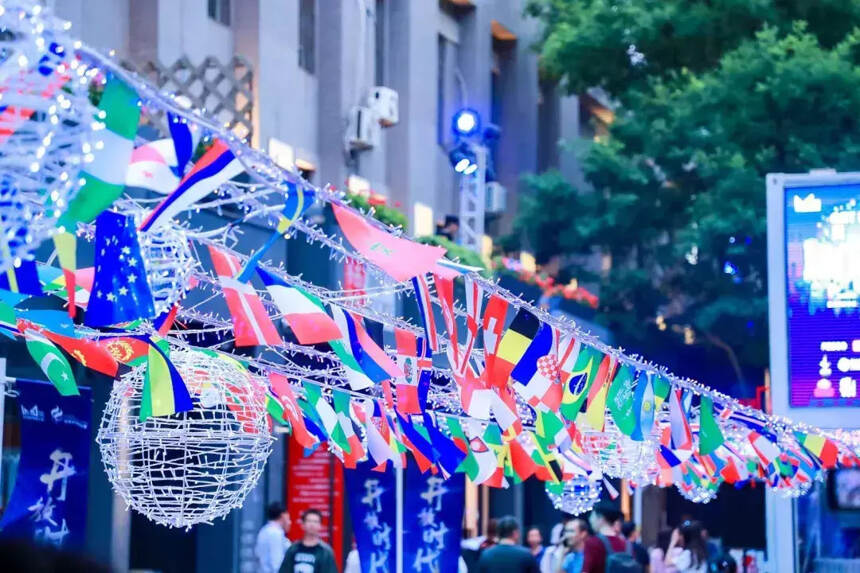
top-left (345, 463), bottom-right (397, 573)
top-left (403, 463), bottom-right (465, 573)
top-left (0, 379), bottom-right (92, 548)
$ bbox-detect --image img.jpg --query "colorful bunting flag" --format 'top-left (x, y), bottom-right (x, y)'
top-left (630, 371), bottom-right (656, 441)
top-left (52, 231), bottom-right (77, 317)
top-left (511, 323), bottom-right (561, 410)
top-left (86, 211), bottom-right (156, 327)
top-left (393, 327), bottom-right (431, 415)
top-left (489, 308), bottom-right (541, 387)
top-left (699, 396), bottom-right (725, 456)
top-left (481, 294), bottom-right (509, 381)
top-left (332, 390), bottom-right (366, 468)
top-left (0, 259), bottom-right (43, 295)
top-left (208, 245), bottom-right (283, 347)
top-left (434, 273), bottom-right (459, 369)
top-left (607, 364), bottom-right (637, 436)
top-left (257, 267), bottom-right (341, 344)
top-left (669, 387), bottom-right (694, 452)
top-left (328, 305), bottom-right (402, 387)
top-left (138, 338), bottom-right (193, 421)
top-left (559, 341), bottom-right (602, 421)
top-left (61, 77), bottom-right (141, 225)
top-left (794, 431), bottom-right (839, 469)
top-left (140, 139), bottom-right (245, 232)
top-left (459, 276), bottom-right (484, 377)
top-left (411, 274), bottom-right (439, 352)
top-left (332, 202), bottom-right (445, 282)
top-left (23, 329), bottom-right (78, 396)
top-left (583, 353), bottom-right (618, 431)
top-left (268, 373), bottom-right (318, 449)
top-left (236, 182), bottom-right (316, 282)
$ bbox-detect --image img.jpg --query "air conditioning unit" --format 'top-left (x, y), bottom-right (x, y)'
top-left (367, 86), bottom-right (399, 127)
top-left (486, 182), bottom-right (507, 213)
top-left (347, 106), bottom-right (380, 150)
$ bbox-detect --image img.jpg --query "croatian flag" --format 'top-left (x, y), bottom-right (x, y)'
top-left (140, 139), bottom-right (244, 231)
top-left (207, 245), bottom-right (283, 347)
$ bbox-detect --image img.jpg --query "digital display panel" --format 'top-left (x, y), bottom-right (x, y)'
top-left (785, 183), bottom-right (860, 407)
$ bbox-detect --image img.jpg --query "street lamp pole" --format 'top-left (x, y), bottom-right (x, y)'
top-left (457, 142), bottom-right (486, 254)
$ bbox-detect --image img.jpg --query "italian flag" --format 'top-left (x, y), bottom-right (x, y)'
top-left (24, 330), bottom-right (78, 396)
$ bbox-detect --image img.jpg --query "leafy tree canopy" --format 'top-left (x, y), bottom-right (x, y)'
top-left (519, 1), bottom-right (860, 390)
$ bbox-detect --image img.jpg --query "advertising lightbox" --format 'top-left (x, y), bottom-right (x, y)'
top-left (768, 172), bottom-right (860, 426)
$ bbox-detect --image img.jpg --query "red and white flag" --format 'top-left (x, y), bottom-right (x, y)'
top-left (393, 327), bottom-right (431, 415)
top-left (411, 273), bottom-right (439, 352)
top-left (482, 294), bottom-right (509, 379)
top-left (458, 276), bottom-right (484, 378)
top-left (434, 273), bottom-right (459, 371)
top-left (208, 245), bottom-right (283, 347)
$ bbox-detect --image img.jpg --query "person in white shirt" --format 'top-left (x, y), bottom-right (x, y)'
top-left (256, 502), bottom-right (291, 573)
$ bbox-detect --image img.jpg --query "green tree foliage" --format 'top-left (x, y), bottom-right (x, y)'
top-left (520, 1), bottom-right (860, 387)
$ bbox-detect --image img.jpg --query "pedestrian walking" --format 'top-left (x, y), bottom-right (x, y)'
top-left (279, 509), bottom-right (337, 573)
top-left (527, 526), bottom-right (547, 565)
top-left (583, 502), bottom-right (641, 573)
top-left (557, 517), bottom-right (590, 573)
top-left (478, 515), bottom-right (540, 573)
top-left (621, 521), bottom-right (650, 571)
top-left (664, 522), bottom-right (707, 573)
top-left (256, 502), bottom-right (291, 573)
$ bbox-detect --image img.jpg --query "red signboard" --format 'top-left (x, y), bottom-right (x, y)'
top-left (286, 441), bottom-right (345, 568)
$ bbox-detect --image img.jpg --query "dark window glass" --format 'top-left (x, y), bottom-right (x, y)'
top-left (207, 0), bottom-right (230, 26)
top-left (437, 35), bottom-right (447, 145)
top-left (299, 0), bottom-right (316, 74)
top-left (375, 0), bottom-right (386, 85)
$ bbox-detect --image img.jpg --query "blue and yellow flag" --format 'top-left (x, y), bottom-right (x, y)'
top-left (235, 181), bottom-right (316, 282)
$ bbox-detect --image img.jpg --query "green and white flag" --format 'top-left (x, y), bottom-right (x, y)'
top-left (24, 331), bottom-right (79, 396)
top-left (698, 396), bottom-right (725, 455)
top-left (607, 364), bottom-right (637, 436)
top-left (303, 382), bottom-right (348, 450)
top-left (62, 77), bottom-right (141, 225)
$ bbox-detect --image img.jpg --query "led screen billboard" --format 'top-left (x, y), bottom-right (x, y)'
top-left (785, 182), bottom-right (860, 407)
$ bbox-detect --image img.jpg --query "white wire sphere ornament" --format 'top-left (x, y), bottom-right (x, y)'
top-left (676, 480), bottom-right (720, 504)
top-left (580, 419), bottom-right (660, 483)
top-left (0, 1), bottom-right (97, 271)
top-left (545, 477), bottom-right (602, 516)
top-left (139, 225), bottom-right (197, 315)
top-left (97, 348), bottom-right (274, 528)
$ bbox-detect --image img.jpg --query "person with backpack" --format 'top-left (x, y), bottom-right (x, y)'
top-left (582, 502), bottom-right (643, 573)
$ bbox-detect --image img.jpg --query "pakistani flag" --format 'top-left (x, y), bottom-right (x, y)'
top-left (607, 364), bottom-right (637, 436)
top-left (62, 77), bottom-right (141, 225)
top-left (698, 396), bottom-right (725, 455)
top-left (24, 331), bottom-right (78, 396)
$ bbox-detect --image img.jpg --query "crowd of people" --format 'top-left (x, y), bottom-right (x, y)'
top-left (466, 503), bottom-right (739, 573)
top-left (256, 499), bottom-right (739, 573)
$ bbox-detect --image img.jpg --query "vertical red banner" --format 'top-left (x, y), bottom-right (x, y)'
top-left (286, 441), bottom-right (345, 569)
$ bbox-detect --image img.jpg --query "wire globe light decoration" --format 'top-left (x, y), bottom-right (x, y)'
top-left (676, 479), bottom-right (720, 504)
top-left (0, 0), bottom-right (97, 271)
top-left (545, 477), bottom-right (603, 516)
top-left (580, 419), bottom-right (660, 484)
top-left (97, 347), bottom-right (273, 528)
top-left (140, 225), bottom-right (197, 314)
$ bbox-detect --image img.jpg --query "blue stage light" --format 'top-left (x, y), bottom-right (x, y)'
top-left (452, 108), bottom-right (480, 137)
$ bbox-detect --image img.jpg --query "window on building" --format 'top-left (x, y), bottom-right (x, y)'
top-left (207, 0), bottom-right (230, 26)
top-left (299, 0), bottom-right (316, 74)
top-left (437, 35), bottom-right (447, 146)
top-left (375, 0), bottom-right (386, 85)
